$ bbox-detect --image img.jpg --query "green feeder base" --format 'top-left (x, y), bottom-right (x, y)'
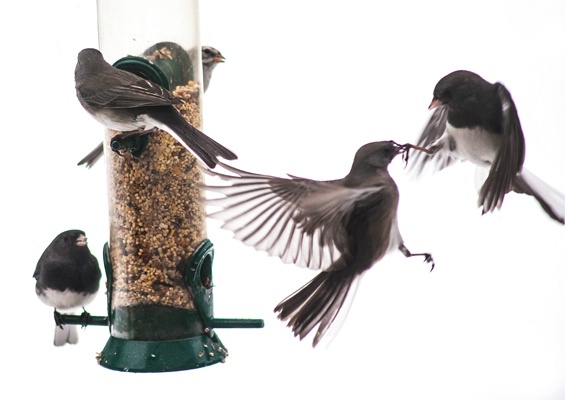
top-left (98, 333), bottom-right (227, 372)
top-left (98, 240), bottom-right (262, 372)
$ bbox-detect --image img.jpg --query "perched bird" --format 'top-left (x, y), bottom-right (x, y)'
top-left (75, 48), bottom-right (236, 169)
top-left (410, 70), bottom-right (565, 224)
top-left (202, 141), bottom-right (434, 347)
top-left (33, 230), bottom-right (101, 346)
top-left (77, 46), bottom-right (226, 168)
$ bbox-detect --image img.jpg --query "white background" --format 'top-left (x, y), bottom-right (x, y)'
top-left (2, 1), bottom-right (564, 399)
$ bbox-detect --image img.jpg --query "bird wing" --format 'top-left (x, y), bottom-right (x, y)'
top-left (408, 105), bottom-right (458, 175)
top-left (201, 162), bottom-right (384, 271)
top-left (78, 77), bottom-right (179, 108)
top-left (33, 258), bottom-right (69, 286)
top-left (33, 249), bottom-right (54, 280)
top-left (478, 83), bottom-right (526, 211)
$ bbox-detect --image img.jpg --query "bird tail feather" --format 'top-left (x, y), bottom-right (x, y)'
top-left (54, 324), bottom-right (79, 346)
top-left (159, 109), bottom-right (237, 168)
top-left (274, 269), bottom-right (361, 347)
top-left (77, 142), bottom-right (104, 168)
top-left (514, 168), bottom-right (565, 224)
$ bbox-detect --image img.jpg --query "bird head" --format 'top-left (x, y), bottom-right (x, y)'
top-left (75, 48), bottom-right (106, 84)
top-left (53, 230), bottom-right (89, 251)
top-left (352, 141), bottom-right (430, 172)
top-left (202, 46), bottom-right (225, 66)
top-left (429, 70), bottom-right (484, 110)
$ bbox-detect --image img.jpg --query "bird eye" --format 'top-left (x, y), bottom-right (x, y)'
top-left (441, 89), bottom-right (452, 100)
top-left (383, 146), bottom-right (394, 157)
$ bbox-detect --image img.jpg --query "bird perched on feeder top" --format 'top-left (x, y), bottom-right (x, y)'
top-left (409, 70), bottom-right (565, 224)
top-left (201, 141), bottom-right (434, 347)
top-left (33, 230), bottom-right (101, 346)
top-left (74, 47), bottom-right (236, 169)
top-left (77, 46), bottom-right (227, 168)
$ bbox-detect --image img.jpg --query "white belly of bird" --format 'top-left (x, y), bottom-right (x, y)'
top-left (94, 111), bottom-right (144, 132)
top-left (446, 123), bottom-right (502, 167)
top-left (38, 288), bottom-right (97, 311)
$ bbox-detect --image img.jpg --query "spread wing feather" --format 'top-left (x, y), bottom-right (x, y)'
top-left (201, 162), bottom-right (383, 271)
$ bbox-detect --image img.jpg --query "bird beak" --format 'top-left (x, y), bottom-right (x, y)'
top-left (76, 234), bottom-right (88, 247)
top-left (428, 98), bottom-right (443, 110)
top-left (214, 55), bottom-right (226, 63)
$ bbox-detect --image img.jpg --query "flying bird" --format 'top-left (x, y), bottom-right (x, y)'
top-left (202, 141), bottom-right (434, 346)
top-left (410, 70), bottom-right (565, 224)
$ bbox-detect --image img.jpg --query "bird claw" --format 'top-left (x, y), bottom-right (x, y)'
top-left (423, 253), bottom-right (435, 272)
top-left (79, 309), bottom-right (92, 328)
top-left (53, 310), bottom-right (64, 329)
top-left (391, 141), bottom-right (433, 167)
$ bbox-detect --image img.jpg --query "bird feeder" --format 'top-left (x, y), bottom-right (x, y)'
top-left (87, 0), bottom-right (263, 372)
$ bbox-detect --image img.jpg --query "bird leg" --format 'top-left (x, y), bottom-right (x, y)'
top-left (53, 309), bottom-right (64, 329)
top-left (425, 135), bottom-right (449, 156)
top-left (399, 244), bottom-right (435, 272)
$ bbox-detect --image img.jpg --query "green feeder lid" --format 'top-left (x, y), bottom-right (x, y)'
top-left (113, 56), bottom-right (170, 89)
top-left (142, 41), bottom-right (195, 88)
top-left (112, 42), bottom-right (195, 90)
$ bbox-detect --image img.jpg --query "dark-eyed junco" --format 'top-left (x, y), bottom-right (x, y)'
top-left (75, 48), bottom-right (236, 169)
top-left (410, 70), bottom-right (565, 224)
top-left (202, 141), bottom-right (434, 347)
top-left (77, 46), bottom-right (226, 168)
top-left (33, 230), bottom-right (101, 346)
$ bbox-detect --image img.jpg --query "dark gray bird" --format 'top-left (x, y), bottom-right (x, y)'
top-left (77, 46), bottom-right (226, 168)
top-left (75, 48), bottom-right (236, 169)
top-left (34, 230), bottom-right (101, 346)
top-left (202, 141), bottom-right (434, 347)
top-left (410, 70), bottom-right (565, 224)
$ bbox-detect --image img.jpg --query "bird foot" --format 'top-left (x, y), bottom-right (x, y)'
top-left (399, 245), bottom-right (435, 272)
top-left (79, 309), bottom-right (92, 328)
top-left (392, 141), bottom-right (433, 167)
top-left (53, 310), bottom-right (64, 329)
top-left (423, 253), bottom-right (435, 272)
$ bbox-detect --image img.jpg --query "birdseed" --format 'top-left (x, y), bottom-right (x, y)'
top-left (106, 80), bottom-right (206, 339)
